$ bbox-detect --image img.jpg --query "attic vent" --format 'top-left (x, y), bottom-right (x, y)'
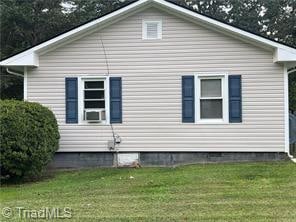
top-left (143, 20), bottom-right (162, 40)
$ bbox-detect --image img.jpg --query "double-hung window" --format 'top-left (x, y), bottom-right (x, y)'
top-left (65, 76), bottom-right (123, 124)
top-left (82, 78), bottom-right (106, 122)
top-left (197, 75), bottom-right (228, 123)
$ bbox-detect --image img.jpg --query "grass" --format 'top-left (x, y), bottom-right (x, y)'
top-left (1, 161), bottom-right (295, 221)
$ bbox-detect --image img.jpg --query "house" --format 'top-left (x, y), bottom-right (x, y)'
top-left (1, 0), bottom-right (296, 167)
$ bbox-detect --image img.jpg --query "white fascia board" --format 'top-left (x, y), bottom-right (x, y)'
top-left (0, 0), bottom-right (150, 67)
top-left (273, 48), bottom-right (296, 63)
top-left (0, 52), bottom-right (39, 67)
top-left (154, 0), bottom-right (296, 55)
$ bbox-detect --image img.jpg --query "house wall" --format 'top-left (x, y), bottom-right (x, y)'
top-left (27, 7), bottom-right (285, 153)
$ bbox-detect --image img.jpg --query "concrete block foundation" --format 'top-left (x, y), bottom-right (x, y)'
top-left (49, 152), bottom-right (289, 169)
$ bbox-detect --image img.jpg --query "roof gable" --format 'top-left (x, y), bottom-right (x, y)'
top-left (1, 0), bottom-right (296, 67)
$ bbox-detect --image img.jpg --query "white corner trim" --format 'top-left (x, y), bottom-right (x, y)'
top-left (284, 66), bottom-right (290, 154)
top-left (24, 67), bottom-right (28, 100)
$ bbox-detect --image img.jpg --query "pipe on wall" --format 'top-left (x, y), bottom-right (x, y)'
top-left (6, 68), bottom-right (24, 78)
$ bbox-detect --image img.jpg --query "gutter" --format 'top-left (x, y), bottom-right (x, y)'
top-left (5, 67), bottom-right (27, 101)
top-left (287, 66), bottom-right (296, 74)
top-left (6, 68), bottom-right (24, 77)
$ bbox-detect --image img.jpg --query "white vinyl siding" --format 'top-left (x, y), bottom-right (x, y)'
top-left (27, 8), bottom-right (285, 152)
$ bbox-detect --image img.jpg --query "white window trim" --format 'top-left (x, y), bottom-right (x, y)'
top-left (195, 73), bottom-right (229, 124)
top-left (142, 20), bottom-right (162, 40)
top-left (77, 76), bottom-right (110, 125)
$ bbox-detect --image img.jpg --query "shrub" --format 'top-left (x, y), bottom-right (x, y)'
top-left (0, 100), bottom-right (60, 181)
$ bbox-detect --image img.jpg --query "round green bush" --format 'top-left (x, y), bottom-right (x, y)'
top-left (0, 100), bottom-right (60, 181)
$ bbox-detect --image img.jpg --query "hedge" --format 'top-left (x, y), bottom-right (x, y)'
top-left (0, 100), bottom-right (60, 181)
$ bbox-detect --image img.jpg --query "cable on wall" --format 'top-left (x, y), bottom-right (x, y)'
top-left (99, 33), bottom-right (120, 166)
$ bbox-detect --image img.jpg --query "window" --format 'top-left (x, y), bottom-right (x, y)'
top-left (196, 75), bottom-right (228, 123)
top-left (200, 79), bottom-right (222, 119)
top-left (81, 78), bottom-right (107, 122)
top-left (142, 20), bottom-right (162, 40)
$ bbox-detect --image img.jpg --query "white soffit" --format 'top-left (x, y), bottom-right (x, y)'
top-left (0, 0), bottom-right (295, 67)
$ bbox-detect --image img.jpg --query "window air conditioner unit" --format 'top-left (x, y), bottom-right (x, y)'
top-left (85, 110), bottom-right (104, 123)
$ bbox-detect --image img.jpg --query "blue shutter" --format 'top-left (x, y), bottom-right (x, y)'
top-left (182, 76), bottom-right (195, 123)
top-left (65, 78), bottom-right (78, 123)
top-left (110, 77), bottom-right (122, 123)
top-left (229, 75), bottom-right (242, 123)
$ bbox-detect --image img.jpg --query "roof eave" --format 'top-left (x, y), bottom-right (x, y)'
top-left (273, 48), bottom-right (296, 63)
top-left (0, 52), bottom-right (39, 67)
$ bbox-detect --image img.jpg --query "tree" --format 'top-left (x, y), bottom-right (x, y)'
top-left (65, 0), bottom-right (134, 26)
top-left (289, 72), bottom-right (296, 112)
top-left (0, 0), bottom-right (72, 100)
top-left (260, 0), bottom-right (296, 47)
top-left (0, 0), bottom-right (72, 59)
top-left (170, 0), bottom-right (295, 47)
top-left (0, 73), bottom-right (23, 100)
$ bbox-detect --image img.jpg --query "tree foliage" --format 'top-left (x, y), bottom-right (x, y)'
top-left (171, 0), bottom-right (296, 47)
top-left (1, 0), bottom-right (71, 59)
top-left (65, 0), bottom-right (135, 25)
top-left (289, 72), bottom-right (296, 112)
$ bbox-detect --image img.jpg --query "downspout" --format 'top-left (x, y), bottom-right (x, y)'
top-left (6, 67), bottom-right (27, 101)
top-left (288, 67), bottom-right (296, 74)
top-left (6, 68), bottom-right (24, 77)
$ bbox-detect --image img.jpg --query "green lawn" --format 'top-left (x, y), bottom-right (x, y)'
top-left (1, 162), bottom-right (295, 221)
